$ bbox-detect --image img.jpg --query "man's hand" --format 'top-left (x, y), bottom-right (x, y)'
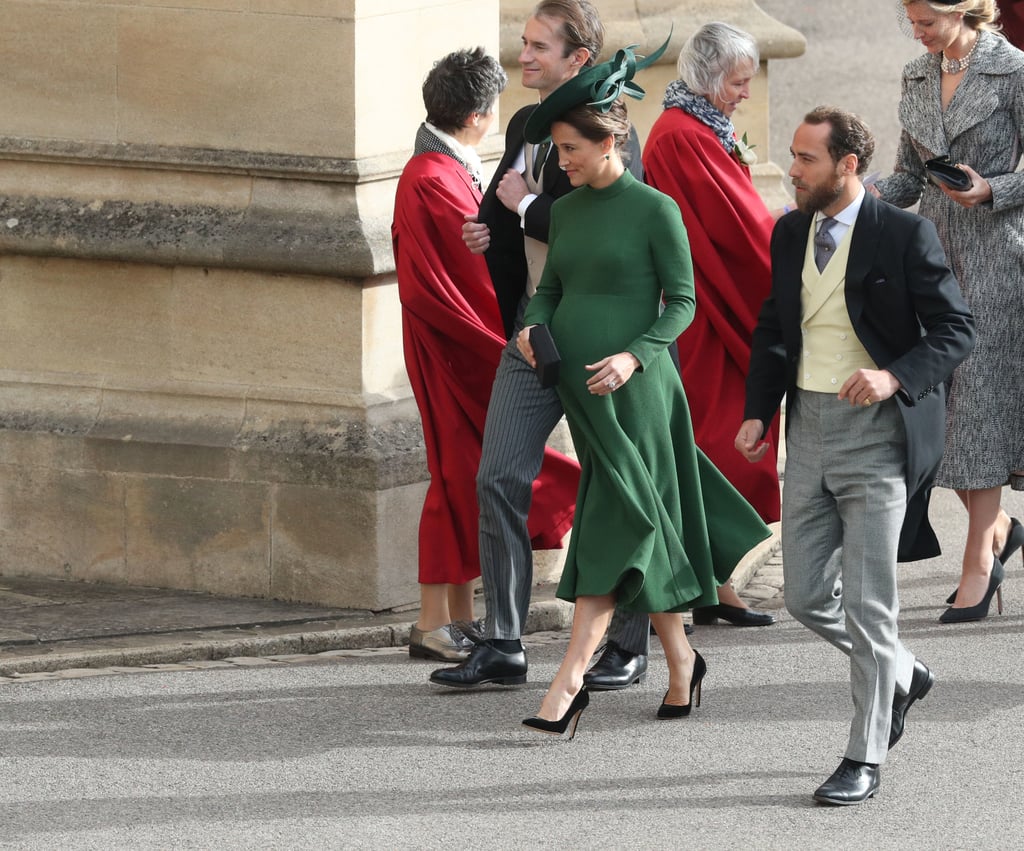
top-left (462, 214), bottom-right (491, 255)
top-left (735, 419), bottom-right (770, 463)
top-left (838, 368), bottom-right (901, 408)
top-left (496, 169), bottom-right (530, 213)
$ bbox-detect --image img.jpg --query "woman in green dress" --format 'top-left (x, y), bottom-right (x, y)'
top-left (516, 66), bottom-right (771, 737)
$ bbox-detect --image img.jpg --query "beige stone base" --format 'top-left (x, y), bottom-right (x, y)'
top-left (0, 423), bottom-right (425, 611)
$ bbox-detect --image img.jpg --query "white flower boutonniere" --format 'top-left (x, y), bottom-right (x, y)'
top-left (733, 133), bottom-right (757, 167)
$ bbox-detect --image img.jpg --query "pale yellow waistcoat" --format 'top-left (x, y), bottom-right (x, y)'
top-left (797, 220), bottom-right (878, 393)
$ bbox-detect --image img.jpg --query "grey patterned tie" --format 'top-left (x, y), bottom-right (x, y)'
top-left (814, 217), bottom-right (837, 272)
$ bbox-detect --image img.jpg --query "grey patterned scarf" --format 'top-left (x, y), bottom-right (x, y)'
top-left (662, 79), bottom-right (735, 154)
top-left (414, 123), bottom-right (481, 190)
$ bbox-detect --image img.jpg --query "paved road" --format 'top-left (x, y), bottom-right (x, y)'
top-left (3, 5), bottom-right (1023, 847)
top-left (1, 490), bottom-right (1023, 848)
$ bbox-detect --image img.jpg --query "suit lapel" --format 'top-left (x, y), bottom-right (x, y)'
top-left (777, 213), bottom-right (810, 325)
top-left (845, 193), bottom-right (884, 325)
top-left (898, 56), bottom-right (948, 157)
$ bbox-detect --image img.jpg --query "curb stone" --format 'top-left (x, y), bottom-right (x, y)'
top-left (0, 526), bottom-right (781, 680)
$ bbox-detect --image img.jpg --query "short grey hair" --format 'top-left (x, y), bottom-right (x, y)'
top-left (675, 22), bottom-right (759, 100)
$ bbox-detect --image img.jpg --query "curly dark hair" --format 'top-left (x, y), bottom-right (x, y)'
top-left (422, 48), bottom-right (508, 135)
top-left (803, 106), bottom-right (876, 175)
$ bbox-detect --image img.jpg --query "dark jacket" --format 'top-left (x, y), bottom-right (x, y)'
top-left (479, 103), bottom-right (643, 338)
top-left (745, 191), bottom-right (975, 560)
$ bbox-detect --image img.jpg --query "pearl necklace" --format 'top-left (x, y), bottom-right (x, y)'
top-left (941, 32), bottom-right (979, 74)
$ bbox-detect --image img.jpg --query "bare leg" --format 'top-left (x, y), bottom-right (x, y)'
top-left (955, 490), bottom-right (1011, 556)
top-left (715, 580), bottom-right (748, 610)
top-left (650, 612), bottom-right (697, 707)
top-left (952, 486), bottom-right (1003, 608)
top-left (447, 582), bottom-right (476, 624)
top-left (535, 595), bottom-right (615, 721)
top-left (417, 584), bottom-right (451, 632)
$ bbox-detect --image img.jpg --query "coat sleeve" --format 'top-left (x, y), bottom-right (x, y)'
top-left (625, 193), bottom-right (696, 369)
top-left (881, 216), bottom-right (976, 397)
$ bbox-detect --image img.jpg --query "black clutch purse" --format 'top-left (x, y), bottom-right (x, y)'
top-left (529, 324), bottom-right (561, 388)
top-left (924, 156), bottom-right (973, 192)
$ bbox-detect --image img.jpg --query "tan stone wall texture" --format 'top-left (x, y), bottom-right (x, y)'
top-left (0, 0), bottom-right (799, 610)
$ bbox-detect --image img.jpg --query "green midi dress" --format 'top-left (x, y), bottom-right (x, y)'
top-left (523, 170), bottom-right (771, 613)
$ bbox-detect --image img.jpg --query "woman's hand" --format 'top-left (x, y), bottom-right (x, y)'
top-left (586, 353), bottom-right (640, 396)
top-left (866, 183), bottom-right (882, 199)
top-left (941, 163), bottom-right (992, 208)
top-left (517, 325), bottom-right (537, 367)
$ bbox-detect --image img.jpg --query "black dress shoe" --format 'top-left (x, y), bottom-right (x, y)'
top-left (813, 758), bottom-right (880, 806)
top-left (582, 641), bottom-right (648, 691)
top-left (889, 659), bottom-right (934, 749)
top-left (691, 603), bottom-right (775, 627)
top-left (429, 641), bottom-right (527, 688)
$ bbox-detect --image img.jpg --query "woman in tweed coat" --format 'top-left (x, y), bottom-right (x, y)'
top-left (874, 0), bottom-right (1024, 622)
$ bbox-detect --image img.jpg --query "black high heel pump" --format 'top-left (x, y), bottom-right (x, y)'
top-left (522, 687), bottom-right (590, 739)
top-left (940, 558), bottom-right (1004, 624)
top-left (657, 650), bottom-right (707, 719)
top-left (946, 518), bottom-right (1022, 604)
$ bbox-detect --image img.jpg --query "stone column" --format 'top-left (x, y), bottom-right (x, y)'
top-left (0, 0), bottom-right (498, 609)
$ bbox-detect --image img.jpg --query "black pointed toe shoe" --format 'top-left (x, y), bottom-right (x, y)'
top-left (522, 688), bottom-right (590, 740)
top-left (940, 558), bottom-right (1004, 624)
top-left (813, 758), bottom-right (880, 806)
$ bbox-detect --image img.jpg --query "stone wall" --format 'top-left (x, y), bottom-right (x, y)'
top-left (0, 0), bottom-right (802, 610)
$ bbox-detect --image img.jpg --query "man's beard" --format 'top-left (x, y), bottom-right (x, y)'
top-left (793, 174), bottom-right (844, 215)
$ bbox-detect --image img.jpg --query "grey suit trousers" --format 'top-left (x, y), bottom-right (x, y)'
top-left (477, 335), bottom-right (650, 655)
top-left (782, 390), bottom-right (917, 765)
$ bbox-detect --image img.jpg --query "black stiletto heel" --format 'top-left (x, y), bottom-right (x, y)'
top-left (656, 651), bottom-right (706, 719)
top-left (522, 687), bottom-right (590, 739)
top-left (946, 519), bottom-right (1022, 604)
top-left (940, 558), bottom-right (1005, 623)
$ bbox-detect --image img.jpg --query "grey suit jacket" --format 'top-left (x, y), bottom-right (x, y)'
top-left (745, 192), bottom-right (976, 561)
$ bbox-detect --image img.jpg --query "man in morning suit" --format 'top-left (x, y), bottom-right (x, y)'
top-left (735, 107), bottom-right (975, 805)
top-left (430, 0), bottom-right (651, 689)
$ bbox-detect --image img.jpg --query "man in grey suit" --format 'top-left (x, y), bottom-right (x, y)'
top-left (430, 0), bottom-right (650, 689)
top-left (735, 107), bottom-right (975, 805)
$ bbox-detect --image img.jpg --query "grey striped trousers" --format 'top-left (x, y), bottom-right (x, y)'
top-left (477, 336), bottom-right (650, 655)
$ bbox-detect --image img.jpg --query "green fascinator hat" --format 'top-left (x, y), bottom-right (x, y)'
top-left (523, 31), bottom-right (672, 145)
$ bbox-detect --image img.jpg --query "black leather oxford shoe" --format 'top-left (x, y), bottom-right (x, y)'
top-left (582, 641), bottom-right (648, 691)
top-left (692, 603), bottom-right (775, 627)
top-left (429, 641), bottom-right (527, 688)
top-left (813, 758), bottom-right (880, 806)
top-left (890, 659), bottom-right (934, 749)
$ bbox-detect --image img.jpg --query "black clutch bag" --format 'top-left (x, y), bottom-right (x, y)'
top-left (529, 324), bottom-right (561, 388)
top-left (924, 156), bottom-right (973, 192)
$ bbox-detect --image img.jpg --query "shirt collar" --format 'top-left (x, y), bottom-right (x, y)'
top-left (818, 185), bottom-right (865, 228)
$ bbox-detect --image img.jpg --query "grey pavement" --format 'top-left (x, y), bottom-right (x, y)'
top-left (0, 527), bottom-right (780, 679)
top-left (1, 487), bottom-right (1023, 848)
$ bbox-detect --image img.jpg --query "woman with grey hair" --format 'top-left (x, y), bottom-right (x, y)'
top-left (872, 0), bottom-right (1024, 623)
top-left (642, 22), bottom-right (780, 628)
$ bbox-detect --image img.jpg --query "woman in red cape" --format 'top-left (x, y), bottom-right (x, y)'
top-left (643, 22), bottom-right (781, 627)
top-left (392, 48), bottom-right (579, 662)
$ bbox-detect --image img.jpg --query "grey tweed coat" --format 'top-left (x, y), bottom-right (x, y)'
top-left (877, 30), bottom-right (1024, 489)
